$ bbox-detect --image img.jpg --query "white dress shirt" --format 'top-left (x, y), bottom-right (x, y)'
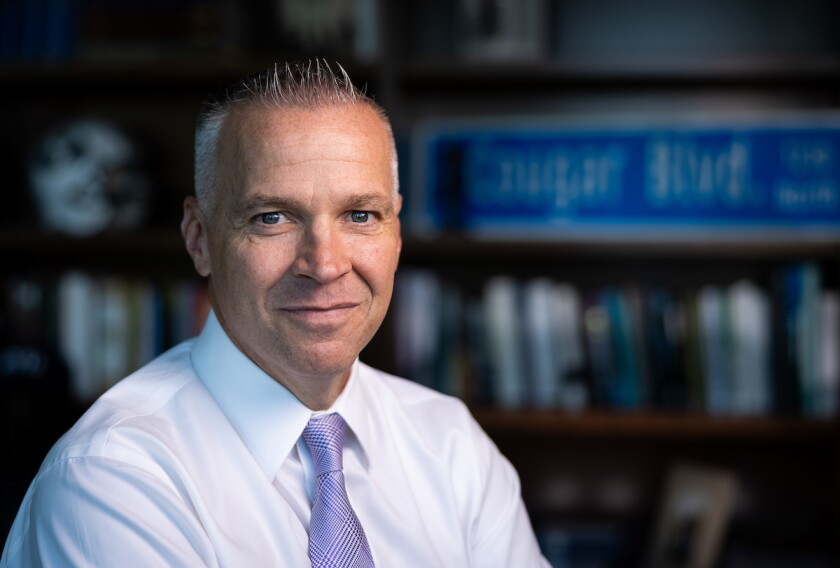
top-left (2, 311), bottom-right (547, 567)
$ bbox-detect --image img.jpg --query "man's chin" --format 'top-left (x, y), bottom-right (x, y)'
top-left (293, 355), bottom-right (356, 380)
top-left (276, 341), bottom-right (359, 380)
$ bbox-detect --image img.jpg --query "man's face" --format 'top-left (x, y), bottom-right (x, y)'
top-left (192, 104), bottom-right (401, 392)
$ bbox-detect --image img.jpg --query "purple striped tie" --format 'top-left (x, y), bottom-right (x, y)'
top-left (302, 413), bottom-right (375, 567)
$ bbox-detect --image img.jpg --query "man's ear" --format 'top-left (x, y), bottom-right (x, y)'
top-left (395, 193), bottom-right (403, 259)
top-left (181, 196), bottom-right (212, 277)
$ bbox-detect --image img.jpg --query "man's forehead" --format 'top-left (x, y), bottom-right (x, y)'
top-left (213, 103), bottom-right (393, 216)
top-left (227, 103), bottom-right (387, 147)
top-left (216, 104), bottom-right (389, 187)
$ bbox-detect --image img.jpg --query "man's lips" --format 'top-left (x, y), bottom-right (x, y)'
top-left (279, 303), bottom-right (360, 327)
top-left (282, 303), bottom-right (358, 312)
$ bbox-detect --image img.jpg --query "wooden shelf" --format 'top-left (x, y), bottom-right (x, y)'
top-left (0, 229), bottom-right (196, 276)
top-left (0, 57), bottom-right (377, 93)
top-left (0, 228), bottom-right (184, 254)
top-left (401, 234), bottom-right (840, 261)
top-left (3, 230), bottom-right (838, 262)
top-left (400, 57), bottom-right (840, 92)
top-left (473, 409), bottom-right (840, 442)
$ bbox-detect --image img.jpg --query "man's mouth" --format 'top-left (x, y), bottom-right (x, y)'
top-left (283, 303), bottom-right (358, 312)
top-left (280, 303), bottom-right (360, 327)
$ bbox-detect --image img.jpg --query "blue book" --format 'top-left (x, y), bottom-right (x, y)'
top-left (0, 0), bottom-right (23, 59)
top-left (413, 117), bottom-right (840, 236)
top-left (603, 288), bottom-right (643, 410)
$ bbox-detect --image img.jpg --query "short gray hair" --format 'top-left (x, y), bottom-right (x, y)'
top-left (194, 60), bottom-right (399, 215)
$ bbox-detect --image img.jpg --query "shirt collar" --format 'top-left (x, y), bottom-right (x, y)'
top-left (190, 310), bottom-right (373, 478)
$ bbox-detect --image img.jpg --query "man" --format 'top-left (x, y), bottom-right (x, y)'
top-left (2, 62), bottom-right (548, 567)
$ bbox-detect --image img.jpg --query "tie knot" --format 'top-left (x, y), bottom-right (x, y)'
top-left (302, 413), bottom-right (346, 476)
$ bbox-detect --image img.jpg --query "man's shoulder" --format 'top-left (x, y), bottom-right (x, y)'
top-left (41, 340), bottom-right (203, 471)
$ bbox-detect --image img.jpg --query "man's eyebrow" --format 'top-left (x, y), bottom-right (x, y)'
top-left (229, 192), bottom-right (395, 220)
top-left (344, 193), bottom-right (395, 213)
top-left (230, 195), bottom-right (304, 219)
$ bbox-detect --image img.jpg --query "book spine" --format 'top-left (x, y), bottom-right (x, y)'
top-left (552, 284), bottom-right (587, 411)
top-left (485, 276), bottom-right (527, 408)
top-left (817, 292), bottom-right (840, 418)
top-left (728, 281), bottom-right (772, 415)
top-left (385, 268), bottom-right (832, 416)
top-left (699, 287), bottom-right (730, 416)
top-left (583, 294), bottom-right (614, 409)
top-left (524, 278), bottom-right (558, 408)
top-left (58, 272), bottom-right (99, 400)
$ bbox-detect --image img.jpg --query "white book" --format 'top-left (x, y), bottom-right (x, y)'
top-left (817, 292), bottom-right (840, 418)
top-left (485, 276), bottom-right (525, 408)
top-left (59, 272), bottom-right (100, 401)
top-left (524, 278), bottom-right (557, 408)
top-left (394, 270), bottom-right (441, 388)
top-left (101, 278), bottom-right (131, 389)
top-left (728, 281), bottom-right (771, 415)
top-left (698, 286), bottom-right (730, 415)
top-left (553, 284), bottom-right (587, 411)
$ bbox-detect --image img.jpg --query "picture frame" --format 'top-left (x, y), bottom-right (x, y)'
top-left (648, 463), bottom-right (739, 568)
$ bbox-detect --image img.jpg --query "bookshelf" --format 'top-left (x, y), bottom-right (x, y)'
top-left (387, 1), bottom-right (840, 563)
top-left (473, 409), bottom-right (840, 441)
top-left (398, 58), bottom-right (840, 95)
top-left (2, 0), bottom-right (840, 565)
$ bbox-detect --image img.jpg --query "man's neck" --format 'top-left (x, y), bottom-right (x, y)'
top-left (214, 311), bottom-right (351, 410)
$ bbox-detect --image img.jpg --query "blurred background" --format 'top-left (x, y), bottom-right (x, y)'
top-left (1, 1), bottom-right (839, 566)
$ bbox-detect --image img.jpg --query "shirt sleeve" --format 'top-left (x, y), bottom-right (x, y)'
top-left (2, 456), bottom-right (216, 568)
top-left (467, 418), bottom-right (551, 568)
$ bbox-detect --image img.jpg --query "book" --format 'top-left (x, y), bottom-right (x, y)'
top-left (698, 287), bottom-right (730, 416)
top-left (386, 268), bottom-right (831, 416)
top-left (464, 298), bottom-right (493, 405)
top-left (58, 272), bottom-right (100, 400)
top-left (1, 277), bottom-right (46, 344)
top-left (552, 284), bottom-right (587, 411)
top-left (394, 270), bottom-right (441, 390)
top-left (816, 292), bottom-right (840, 418)
top-left (770, 267), bottom-right (802, 415)
top-left (101, 277), bottom-right (131, 389)
top-left (779, 263), bottom-right (824, 416)
top-left (77, 0), bottom-right (227, 60)
top-left (436, 283), bottom-right (465, 397)
top-left (681, 291), bottom-right (706, 413)
top-left (44, 273), bottom-right (207, 401)
top-left (604, 288), bottom-right (644, 410)
top-left (523, 278), bottom-right (558, 408)
top-left (646, 288), bottom-right (688, 411)
top-left (0, 0), bottom-right (77, 61)
top-left (583, 293), bottom-right (615, 409)
top-left (728, 281), bottom-right (772, 415)
top-left (796, 264), bottom-right (822, 416)
top-left (484, 276), bottom-right (527, 408)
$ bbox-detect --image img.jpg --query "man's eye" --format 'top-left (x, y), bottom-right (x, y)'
top-left (259, 212), bottom-right (283, 224)
top-left (350, 211), bottom-right (370, 223)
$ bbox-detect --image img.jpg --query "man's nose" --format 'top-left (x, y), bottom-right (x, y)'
top-left (291, 219), bottom-right (352, 283)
